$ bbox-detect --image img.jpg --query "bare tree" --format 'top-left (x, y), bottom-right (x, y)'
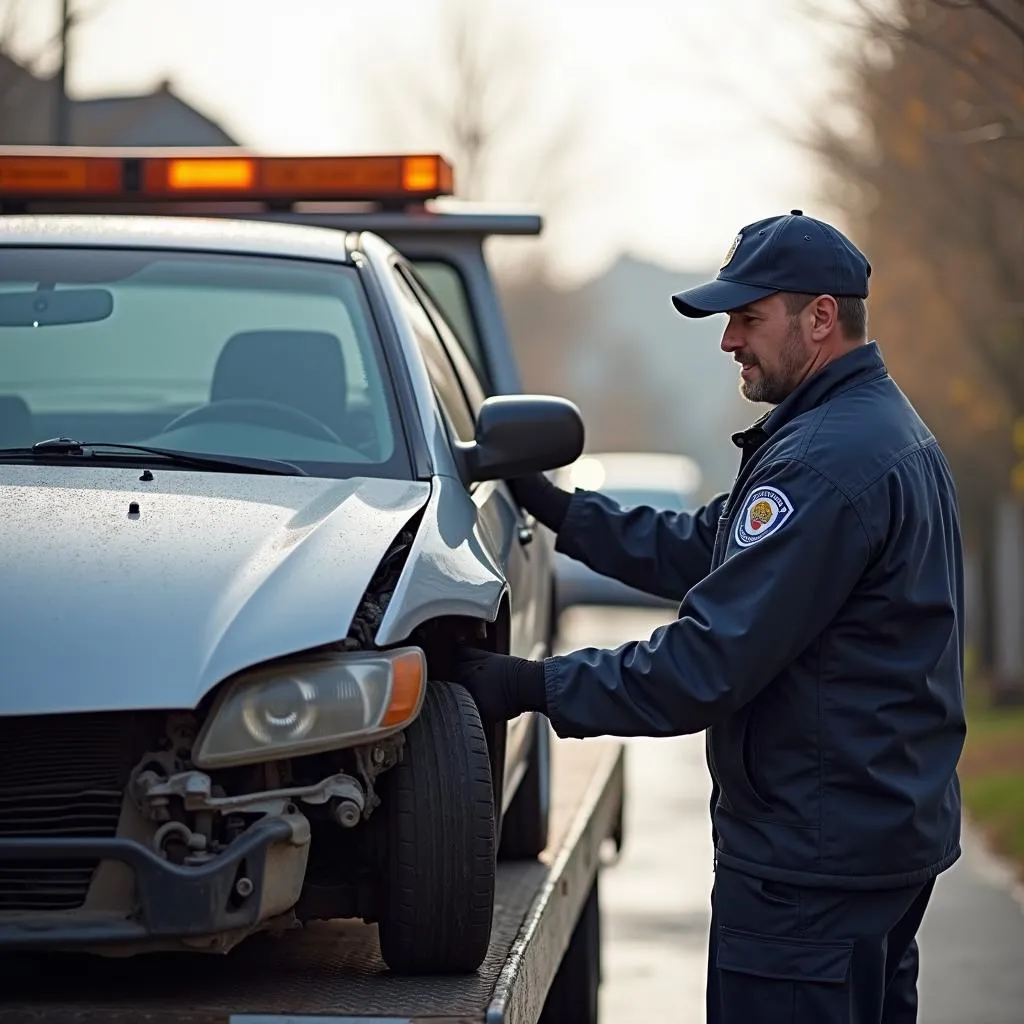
top-left (352, 0), bottom-right (598, 276)
top-left (796, 0), bottom-right (1023, 539)
top-left (0, 0), bottom-right (110, 141)
top-left (806, 0), bottom-right (1023, 406)
top-left (0, 0), bottom-right (108, 71)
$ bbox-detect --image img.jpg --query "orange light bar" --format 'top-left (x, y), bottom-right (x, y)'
top-left (403, 154), bottom-right (447, 193)
top-left (0, 154), bottom-right (122, 195)
top-left (166, 157), bottom-right (255, 191)
top-left (0, 147), bottom-right (454, 205)
top-left (145, 154), bottom-right (452, 199)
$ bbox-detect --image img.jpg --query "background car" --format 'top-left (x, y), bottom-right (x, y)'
top-left (0, 212), bottom-right (582, 975)
top-left (552, 451), bottom-right (703, 614)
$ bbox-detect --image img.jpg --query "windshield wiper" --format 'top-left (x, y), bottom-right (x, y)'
top-left (0, 437), bottom-right (307, 476)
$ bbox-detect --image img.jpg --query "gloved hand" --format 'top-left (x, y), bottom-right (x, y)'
top-left (507, 473), bottom-right (573, 534)
top-left (450, 647), bottom-right (549, 723)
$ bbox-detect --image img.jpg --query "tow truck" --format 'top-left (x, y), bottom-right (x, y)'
top-left (0, 147), bottom-right (626, 1024)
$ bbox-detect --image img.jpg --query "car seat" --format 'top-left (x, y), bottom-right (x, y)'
top-left (0, 395), bottom-right (34, 449)
top-left (210, 329), bottom-right (348, 441)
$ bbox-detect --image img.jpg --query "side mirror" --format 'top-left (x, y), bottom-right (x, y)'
top-left (459, 395), bottom-right (584, 484)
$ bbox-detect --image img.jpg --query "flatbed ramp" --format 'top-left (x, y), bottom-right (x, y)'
top-left (0, 739), bottom-right (624, 1024)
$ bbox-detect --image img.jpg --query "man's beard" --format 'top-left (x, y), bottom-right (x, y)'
top-left (739, 319), bottom-right (810, 405)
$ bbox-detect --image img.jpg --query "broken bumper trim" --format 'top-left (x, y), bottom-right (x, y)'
top-left (0, 815), bottom-right (293, 946)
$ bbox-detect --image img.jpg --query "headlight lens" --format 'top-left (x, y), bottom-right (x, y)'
top-left (193, 646), bottom-right (426, 769)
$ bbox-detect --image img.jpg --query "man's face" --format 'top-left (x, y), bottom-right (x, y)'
top-left (720, 294), bottom-right (814, 405)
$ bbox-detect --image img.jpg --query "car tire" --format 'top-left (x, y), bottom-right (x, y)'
top-left (497, 713), bottom-right (551, 860)
top-left (376, 680), bottom-right (496, 974)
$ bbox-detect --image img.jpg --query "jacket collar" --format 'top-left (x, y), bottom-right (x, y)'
top-left (732, 342), bottom-right (887, 448)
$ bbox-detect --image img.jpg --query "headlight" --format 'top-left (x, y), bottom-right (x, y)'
top-left (192, 646), bottom-right (426, 769)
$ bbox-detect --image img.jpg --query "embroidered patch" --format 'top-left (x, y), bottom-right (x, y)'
top-left (734, 485), bottom-right (795, 547)
top-left (720, 232), bottom-right (742, 269)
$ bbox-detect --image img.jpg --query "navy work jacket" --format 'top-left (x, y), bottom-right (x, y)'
top-left (543, 343), bottom-right (966, 890)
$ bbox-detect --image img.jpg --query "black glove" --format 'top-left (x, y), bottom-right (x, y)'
top-left (507, 473), bottom-right (573, 533)
top-left (450, 647), bottom-right (548, 722)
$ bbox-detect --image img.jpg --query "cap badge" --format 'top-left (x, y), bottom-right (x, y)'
top-left (720, 233), bottom-right (742, 269)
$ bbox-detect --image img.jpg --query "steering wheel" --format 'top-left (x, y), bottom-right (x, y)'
top-left (161, 398), bottom-right (343, 443)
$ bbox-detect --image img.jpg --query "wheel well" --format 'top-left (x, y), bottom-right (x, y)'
top-left (407, 597), bottom-right (510, 830)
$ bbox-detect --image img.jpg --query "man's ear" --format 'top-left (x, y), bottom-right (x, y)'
top-left (810, 295), bottom-right (839, 341)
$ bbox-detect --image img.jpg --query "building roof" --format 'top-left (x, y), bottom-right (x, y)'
top-left (72, 80), bottom-right (237, 146)
top-left (0, 54), bottom-right (238, 146)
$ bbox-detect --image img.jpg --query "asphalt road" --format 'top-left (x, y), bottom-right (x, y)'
top-left (554, 605), bottom-right (1024, 1024)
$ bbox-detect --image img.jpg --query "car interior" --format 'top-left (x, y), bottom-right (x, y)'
top-left (0, 327), bottom-right (389, 465)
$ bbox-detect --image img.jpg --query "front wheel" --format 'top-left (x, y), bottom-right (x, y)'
top-left (376, 681), bottom-right (496, 974)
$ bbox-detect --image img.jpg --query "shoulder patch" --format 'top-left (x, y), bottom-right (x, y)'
top-left (734, 485), bottom-right (795, 547)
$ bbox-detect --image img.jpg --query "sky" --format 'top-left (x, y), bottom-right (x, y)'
top-left (5, 0), bottom-right (855, 285)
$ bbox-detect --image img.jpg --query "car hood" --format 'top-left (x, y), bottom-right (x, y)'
top-left (0, 465), bottom-right (430, 715)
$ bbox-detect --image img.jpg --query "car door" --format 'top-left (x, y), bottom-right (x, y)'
top-left (390, 262), bottom-right (542, 778)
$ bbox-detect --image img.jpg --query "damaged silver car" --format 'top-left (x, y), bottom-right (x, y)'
top-left (0, 214), bottom-right (583, 973)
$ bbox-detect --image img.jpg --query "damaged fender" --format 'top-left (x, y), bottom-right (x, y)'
top-left (374, 474), bottom-right (507, 647)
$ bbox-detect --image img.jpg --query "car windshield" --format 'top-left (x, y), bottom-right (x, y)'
top-left (0, 246), bottom-right (410, 479)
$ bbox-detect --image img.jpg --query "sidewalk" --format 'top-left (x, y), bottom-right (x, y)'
top-left (555, 607), bottom-right (1024, 1024)
top-left (597, 733), bottom-right (712, 1022)
top-left (917, 824), bottom-right (1024, 1024)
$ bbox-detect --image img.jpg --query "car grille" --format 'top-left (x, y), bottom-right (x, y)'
top-left (0, 712), bottom-right (162, 911)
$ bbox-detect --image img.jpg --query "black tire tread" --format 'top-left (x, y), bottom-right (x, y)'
top-left (378, 681), bottom-right (496, 973)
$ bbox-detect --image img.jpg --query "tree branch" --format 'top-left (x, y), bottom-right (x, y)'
top-left (0, 0), bottom-right (22, 52)
top-left (355, 0), bottom-right (590, 215)
top-left (971, 0), bottom-right (1024, 47)
top-left (927, 121), bottom-right (1024, 142)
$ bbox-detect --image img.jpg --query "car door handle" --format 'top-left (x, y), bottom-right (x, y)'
top-left (518, 522), bottom-right (534, 546)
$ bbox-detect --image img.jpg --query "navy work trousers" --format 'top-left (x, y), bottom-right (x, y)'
top-left (706, 865), bottom-right (935, 1024)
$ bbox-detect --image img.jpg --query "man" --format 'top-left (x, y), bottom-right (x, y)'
top-left (452, 211), bottom-right (966, 1024)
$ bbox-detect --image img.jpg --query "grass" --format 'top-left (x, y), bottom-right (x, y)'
top-left (960, 679), bottom-right (1024, 872)
top-left (961, 776), bottom-right (1024, 865)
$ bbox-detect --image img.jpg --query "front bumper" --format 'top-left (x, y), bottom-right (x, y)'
top-left (0, 816), bottom-right (294, 948)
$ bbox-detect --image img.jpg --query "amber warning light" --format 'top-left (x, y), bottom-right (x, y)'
top-left (0, 149), bottom-right (455, 204)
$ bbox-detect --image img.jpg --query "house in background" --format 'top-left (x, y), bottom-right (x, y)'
top-left (0, 52), bottom-right (237, 146)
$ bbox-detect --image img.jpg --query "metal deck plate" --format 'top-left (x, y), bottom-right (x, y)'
top-left (0, 739), bottom-right (623, 1024)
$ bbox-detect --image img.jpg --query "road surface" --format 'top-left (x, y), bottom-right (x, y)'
top-left (555, 606), bottom-right (1024, 1024)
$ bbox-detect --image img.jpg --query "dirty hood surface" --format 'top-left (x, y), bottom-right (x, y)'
top-left (0, 465), bottom-right (430, 714)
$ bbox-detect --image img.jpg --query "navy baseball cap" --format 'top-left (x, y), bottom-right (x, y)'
top-left (672, 210), bottom-right (871, 318)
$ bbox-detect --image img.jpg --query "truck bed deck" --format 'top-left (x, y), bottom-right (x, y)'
top-left (0, 738), bottom-right (624, 1024)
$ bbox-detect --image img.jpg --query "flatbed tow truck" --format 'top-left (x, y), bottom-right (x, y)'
top-left (0, 739), bottom-right (624, 1024)
top-left (0, 148), bottom-right (627, 1024)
